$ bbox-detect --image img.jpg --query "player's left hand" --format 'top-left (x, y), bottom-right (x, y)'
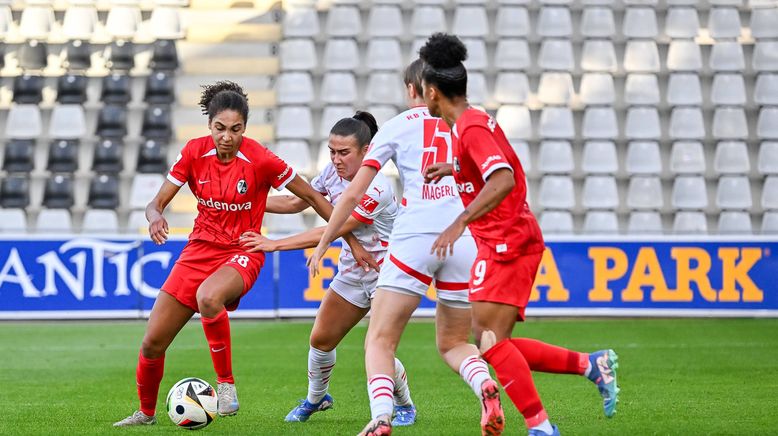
top-left (431, 220), bottom-right (466, 260)
top-left (239, 231), bottom-right (276, 253)
top-left (349, 241), bottom-right (380, 273)
top-left (307, 242), bottom-right (328, 277)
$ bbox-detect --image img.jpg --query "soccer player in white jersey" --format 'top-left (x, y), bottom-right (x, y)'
top-left (240, 112), bottom-right (417, 426)
top-left (307, 60), bottom-right (503, 436)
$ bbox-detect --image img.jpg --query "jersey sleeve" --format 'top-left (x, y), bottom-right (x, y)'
top-left (362, 124), bottom-right (398, 170)
top-left (262, 148), bottom-right (297, 190)
top-left (167, 140), bottom-right (194, 187)
top-left (461, 126), bottom-right (514, 181)
top-left (351, 177), bottom-right (394, 225)
top-left (309, 164), bottom-right (331, 194)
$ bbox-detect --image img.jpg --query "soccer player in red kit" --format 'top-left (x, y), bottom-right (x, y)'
top-left (114, 81), bottom-right (376, 427)
top-left (420, 34), bottom-right (620, 436)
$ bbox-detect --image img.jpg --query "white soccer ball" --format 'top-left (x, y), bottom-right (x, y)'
top-left (166, 377), bottom-right (218, 430)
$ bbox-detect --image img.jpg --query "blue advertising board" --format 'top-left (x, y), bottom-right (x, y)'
top-left (0, 235), bottom-right (776, 319)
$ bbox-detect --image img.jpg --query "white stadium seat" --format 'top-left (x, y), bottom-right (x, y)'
top-left (494, 72), bottom-right (529, 104)
top-left (462, 39), bottom-right (488, 71)
top-left (19, 5), bottom-right (53, 40)
top-left (0, 209), bottom-right (27, 233)
top-left (283, 7), bottom-right (319, 37)
top-left (624, 74), bottom-right (660, 105)
top-left (453, 6), bottom-right (489, 37)
top-left (582, 107), bottom-right (618, 139)
top-left (580, 40), bottom-right (618, 72)
top-left (49, 105), bottom-right (87, 139)
top-left (758, 142), bottom-right (778, 175)
top-left (511, 140), bottom-right (532, 171)
top-left (751, 7), bottom-right (778, 39)
top-left (365, 73), bottom-right (404, 106)
top-left (673, 211), bottom-right (708, 234)
top-left (712, 107), bottom-right (748, 140)
top-left (627, 177), bottom-right (664, 210)
top-left (581, 141), bottom-right (618, 174)
top-left (762, 212), bottom-right (778, 234)
top-left (584, 211), bottom-right (619, 234)
top-left (622, 7), bottom-right (658, 38)
top-left (62, 6), bottom-right (98, 40)
top-left (625, 107), bottom-right (661, 139)
top-left (716, 176), bottom-right (752, 210)
top-left (763, 177), bottom-right (778, 209)
top-left (628, 211), bottom-right (663, 234)
top-left (322, 39), bottom-right (360, 71)
top-left (367, 6), bottom-right (403, 38)
top-left (537, 6), bottom-right (573, 37)
top-left (539, 176), bottom-right (575, 209)
top-left (667, 40), bottom-right (703, 71)
top-left (276, 106), bottom-right (313, 139)
top-left (539, 107), bottom-right (575, 139)
top-left (625, 141), bottom-right (662, 175)
top-left (755, 74), bottom-right (778, 106)
top-left (624, 40), bottom-right (660, 72)
top-left (718, 211), bottom-right (753, 234)
top-left (495, 7), bottom-right (530, 37)
top-left (36, 209), bottom-right (72, 233)
top-left (582, 176), bottom-right (619, 209)
top-left (710, 42), bottom-right (745, 72)
top-left (496, 105), bottom-right (532, 140)
top-left (670, 141), bottom-right (706, 174)
top-left (757, 107), bottom-right (778, 139)
top-left (325, 6), bottom-right (361, 38)
top-left (366, 39), bottom-right (403, 71)
top-left (495, 39), bottom-right (531, 70)
top-left (468, 72), bottom-right (488, 105)
top-left (320, 106), bottom-right (355, 138)
top-left (321, 72), bottom-right (357, 104)
top-left (539, 211), bottom-right (574, 234)
top-left (581, 7), bottom-right (615, 37)
top-left (537, 72), bottom-right (574, 105)
top-left (753, 41), bottom-right (778, 72)
top-left (666, 73), bottom-right (702, 106)
top-left (708, 7), bottom-right (742, 39)
top-left (280, 39), bottom-right (317, 71)
top-left (669, 107), bottom-right (706, 140)
top-left (82, 210), bottom-right (119, 233)
top-left (150, 7), bottom-right (183, 40)
top-left (711, 74), bottom-right (747, 106)
top-left (5, 105), bottom-right (42, 139)
top-left (105, 5), bottom-right (141, 40)
top-left (273, 140), bottom-right (313, 175)
top-left (276, 72), bottom-right (314, 105)
top-left (579, 73), bottom-right (615, 105)
top-left (714, 141), bottom-right (750, 174)
top-left (129, 174), bottom-right (164, 209)
top-left (672, 176), bottom-right (708, 210)
top-left (538, 39), bottom-right (575, 71)
top-left (665, 7), bottom-right (699, 38)
top-left (411, 7), bottom-right (446, 37)
top-left (538, 140), bottom-right (574, 174)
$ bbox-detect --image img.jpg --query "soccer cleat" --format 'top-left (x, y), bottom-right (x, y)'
top-left (528, 424), bottom-right (560, 436)
top-left (480, 379), bottom-right (505, 436)
top-left (358, 416), bottom-right (392, 436)
top-left (113, 410), bottom-right (156, 427)
top-left (217, 382), bottom-right (239, 416)
top-left (587, 349), bottom-right (620, 418)
top-left (284, 393), bottom-right (334, 422)
top-left (391, 404), bottom-right (416, 426)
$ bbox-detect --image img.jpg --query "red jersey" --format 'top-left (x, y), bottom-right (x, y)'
top-left (167, 135), bottom-right (295, 246)
top-left (451, 108), bottom-right (544, 260)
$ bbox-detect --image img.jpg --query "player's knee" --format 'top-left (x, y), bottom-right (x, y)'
top-left (196, 291), bottom-right (221, 317)
top-left (140, 337), bottom-right (167, 358)
top-left (309, 333), bottom-right (336, 352)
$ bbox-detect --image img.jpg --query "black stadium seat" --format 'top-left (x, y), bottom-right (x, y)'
top-left (18, 40), bottom-right (47, 71)
top-left (101, 73), bottom-right (132, 104)
top-left (88, 173), bottom-right (120, 209)
top-left (105, 40), bottom-right (135, 71)
top-left (95, 105), bottom-right (128, 138)
top-left (47, 139), bottom-right (79, 173)
top-left (56, 74), bottom-right (88, 104)
top-left (0, 175), bottom-right (31, 208)
top-left (149, 39), bottom-right (178, 70)
top-left (92, 137), bottom-right (123, 173)
top-left (43, 174), bottom-right (75, 209)
top-left (141, 105), bottom-right (172, 141)
top-left (63, 40), bottom-right (91, 71)
top-left (144, 70), bottom-right (175, 104)
top-left (3, 139), bottom-right (35, 172)
top-left (12, 74), bottom-right (44, 104)
top-left (136, 138), bottom-right (168, 173)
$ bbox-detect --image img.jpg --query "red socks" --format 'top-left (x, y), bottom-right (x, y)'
top-left (201, 310), bottom-right (234, 384)
top-left (510, 338), bottom-right (588, 375)
top-left (482, 339), bottom-right (547, 427)
top-left (136, 351), bottom-right (165, 416)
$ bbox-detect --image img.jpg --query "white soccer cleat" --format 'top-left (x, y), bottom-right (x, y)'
top-left (217, 382), bottom-right (239, 416)
top-left (113, 410), bottom-right (156, 427)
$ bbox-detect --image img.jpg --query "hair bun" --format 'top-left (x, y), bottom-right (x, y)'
top-left (352, 110), bottom-right (378, 139)
top-left (419, 33), bottom-right (467, 69)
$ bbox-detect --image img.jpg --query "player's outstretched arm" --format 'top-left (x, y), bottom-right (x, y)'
top-left (265, 195), bottom-right (311, 214)
top-left (145, 180), bottom-right (182, 245)
top-left (241, 216), bottom-right (362, 252)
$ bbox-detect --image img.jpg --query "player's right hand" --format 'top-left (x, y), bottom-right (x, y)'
top-left (307, 242), bottom-right (328, 277)
top-left (423, 163), bottom-right (454, 184)
top-left (148, 216), bottom-right (169, 245)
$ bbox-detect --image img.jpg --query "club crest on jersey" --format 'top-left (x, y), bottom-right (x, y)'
top-left (237, 179), bottom-right (248, 194)
top-left (487, 117), bottom-right (497, 133)
top-left (453, 157), bottom-right (461, 173)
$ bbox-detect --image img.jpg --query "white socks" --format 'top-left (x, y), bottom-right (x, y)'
top-left (459, 355), bottom-right (492, 400)
top-left (367, 374), bottom-right (395, 419)
top-left (531, 419), bottom-right (554, 435)
top-left (306, 346), bottom-right (336, 404)
top-left (392, 358), bottom-right (413, 407)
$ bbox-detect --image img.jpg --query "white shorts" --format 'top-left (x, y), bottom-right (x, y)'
top-left (376, 233), bottom-right (476, 309)
top-left (330, 273), bottom-right (375, 309)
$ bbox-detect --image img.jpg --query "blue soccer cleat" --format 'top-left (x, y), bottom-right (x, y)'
top-left (528, 424), bottom-right (560, 436)
top-left (284, 393), bottom-right (334, 422)
top-left (587, 349), bottom-right (620, 418)
top-left (392, 404), bottom-right (416, 427)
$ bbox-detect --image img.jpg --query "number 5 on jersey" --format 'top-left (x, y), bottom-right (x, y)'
top-left (420, 119), bottom-right (452, 175)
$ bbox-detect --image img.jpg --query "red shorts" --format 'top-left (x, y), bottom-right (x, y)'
top-left (467, 250), bottom-right (543, 321)
top-left (161, 240), bottom-right (265, 313)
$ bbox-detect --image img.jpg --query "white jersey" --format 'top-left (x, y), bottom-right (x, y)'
top-left (362, 106), bottom-right (468, 235)
top-left (311, 162), bottom-right (398, 282)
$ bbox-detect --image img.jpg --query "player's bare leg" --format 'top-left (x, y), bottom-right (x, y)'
top-left (197, 266), bottom-right (245, 416)
top-left (286, 289), bottom-right (369, 422)
top-left (114, 292), bottom-right (194, 426)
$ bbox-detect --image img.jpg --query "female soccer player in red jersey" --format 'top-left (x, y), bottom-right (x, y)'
top-left (114, 81), bottom-right (376, 427)
top-left (419, 34), bottom-right (620, 436)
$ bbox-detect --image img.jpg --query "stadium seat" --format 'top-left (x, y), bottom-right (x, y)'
top-left (539, 211), bottom-right (574, 234)
top-left (280, 39), bottom-right (317, 71)
top-left (150, 7), bottom-right (183, 40)
top-left (323, 39), bottom-right (359, 71)
top-left (101, 74), bottom-right (132, 104)
top-left (670, 107), bottom-right (706, 140)
top-left (711, 74), bottom-right (746, 106)
top-left (0, 175), bottom-right (30, 209)
top-left (367, 6), bottom-right (402, 38)
top-left (453, 6), bottom-right (489, 37)
top-left (18, 41), bottom-right (47, 71)
top-left (365, 73), bottom-right (404, 105)
top-left (105, 40), bottom-right (135, 71)
top-left (627, 177), bottom-right (663, 209)
top-left (539, 107), bottom-right (575, 139)
top-left (92, 137), bottom-right (123, 173)
top-left (467, 72), bottom-right (488, 105)
top-left (580, 7), bottom-right (615, 37)
top-left (145, 71), bottom-right (175, 104)
top-left (581, 141), bottom-right (618, 174)
top-left (583, 211), bottom-right (619, 234)
top-left (273, 140), bottom-right (312, 175)
top-left (95, 105), bottom-right (128, 138)
top-left (718, 211), bottom-right (752, 234)
top-left (276, 106), bottom-right (313, 139)
top-left (714, 141), bottom-right (750, 175)
top-left (136, 138), bottom-right (168, 174)
top-left (283, 7), bottom-right (319, 37)
top-left (49, 105), bottom-right (87, 139)
top-left (625, 141), bottom-right (662, 174)
top-left (56, 74), bottom-right (88, 104)
top-left (5, 105), bottom-right (42, 139)
top-left (12, 74), bottom-right (44, 104)
top-left (493, 72), bottom-right (528, 104)
top-left (264, 213), bottom-right (307, 235)
top-left (537, 6), bottom-right (572, 37)
top-left (411, 7), bottom-right (446, 36)
top-left (149, 40), bottom-right (179, 71)
top-left (63, 40), bottom-right (91, 71)
top-left (624, 74), bottom-right (660, 105)
top-left (538, 39), bottom-right (575, 71)
top-left (624, 40), bottom-right (660, 72)
top-left (753, 41), bottom-right (778, 72)
top-left (495, 6), bottom-right (530, 37)
top-left (708, 7), bottom-right (741, 39)
top-left (0, 209), bottom-right (27, 233)
top-left (622, 7), bottom-right (658, 38)
top-left (666, 73), bottom-right (702, 106)
top-left (0, 6), bottom-right (10, 39)
top-left (673, 211), bottom-right (708, 234)
top-left (538, 176), bottom-right (575, 209)
top-left (512, 141), bottom-right (532, 171)
top-left (672, 176), bottom-right (708, 209)
top-left (43, 174), bottom-right (74, 209)
top-left (3, 139), bottom-right (34, 172)
top-left (664, 7), bottom-right (699, 38)
top-left (670, 141), bottom-right (706, 174)
top-left (628, 211), bottom-right (663, 234)
top-left (19, 5), bottom-right (53, 41)
top-left (277, 72), bottom-right (314, 105)
top-left (126, 210), bottom-right (147, 233)
top-left (129, 174), bottom-right (164, 209)
top-left (366, 39), bottom-right (403, 71)
top-left (82, 209), bottom-right (119, 233)
top-left (579, 73), bottom-right (615, 105)
top-left (757, 107), bottom-right (778, 139)
top-left (462, 39), bottom-right (487, 71)
top-left (367, 105), bottom-right (399, 127)
top-left (667, 40), bottom-right (703, 71)
top-left (537, 72), bottom-right (573, 105)
top-left (710, 42), bottom-right (745, 72)
top-left (625, 107), bottom-right (661, 139)
top-left (88, 174), bottom-right (120, 209)
top-left (321, 72), bottom-right (357, 104)
top-left (316, 140), bottom-right (330, 172)
top-left (494, 39), bottom-right (531, 70)
top-left (755, 74), bottom-right (778, 106)
top-left (582, 107), bottom-right (618, 139)
top-left (758, 142), bottom-right (778, 175)
top-left (763, 177), bottom-right (778, 209)
top-left (47, 139), bottom-right (79, 173)
top-left (105, 5), bottom-right (141, 40)
top-left (35, 209), bottom-right (72, 233)
top-left (142, 106), bottom-right (173, 141)
top-left (538, 140), bottom-right (574, 174)
top-left (716, 176), bottom-right (752, 210)
top-left (325, 6), bottom-right (361, 38)
top-left (582, 176), bottom-right (618, 209)
top-left (712, 107), bottom-right (748, 140)
top-left (495, 105), bottom-right (532, 140)
top-left (750, 7), bottom-right (778, 39)
top-left (320, 106), bottom-right (355, 138)
top-left (762, 211), bottom-right (778, 234)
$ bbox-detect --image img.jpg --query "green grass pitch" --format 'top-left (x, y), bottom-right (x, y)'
top-left (1, 318), bottom-right (777, 435)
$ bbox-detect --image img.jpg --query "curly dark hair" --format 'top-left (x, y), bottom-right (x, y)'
top-left (418, 33), bottom-right (468, 99)
top-left (198, 80), bottom-right (249, 122)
